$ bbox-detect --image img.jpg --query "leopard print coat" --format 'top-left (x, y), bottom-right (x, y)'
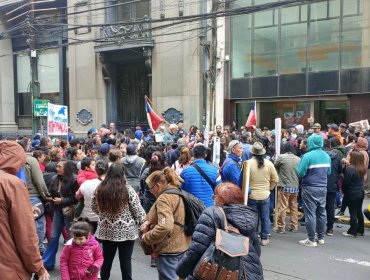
top-left (92, 185), bottom-right (146, 241)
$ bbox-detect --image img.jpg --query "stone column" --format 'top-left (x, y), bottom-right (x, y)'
top-left (0, 18), bottom-right (18, 132)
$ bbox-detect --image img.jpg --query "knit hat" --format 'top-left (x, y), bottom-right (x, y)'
top-left (228, 140), bottom-right (240, 152)
top-left (32, 139), bottom-right (40, 148)
top-left (250, 142), bottom-right (266, 155)
top-left (99, 143), bottom-right (111, 155)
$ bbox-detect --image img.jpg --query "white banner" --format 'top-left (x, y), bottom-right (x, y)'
top-left (349, 119), bottom-right (369, 131)
top-left (275, 118), bottom-right (282, 158)
top-left (212, 136), bottom-right (221, 166)
top-left (47, 103), bottom-right (68, 136)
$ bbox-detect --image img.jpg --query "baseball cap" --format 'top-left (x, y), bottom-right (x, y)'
top-left (312, 123), bottom-right (321, 129)
top-left (329, 123), bottom-right (339, 131)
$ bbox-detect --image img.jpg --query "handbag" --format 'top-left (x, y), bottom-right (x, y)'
top-left (62, 205), bottom-right (76, 222)
top-left (74, 198), bottom-right (85, 218)
top-left (193, 207), bottom-right (249, 280)
top-left (139, 231), bottom-right (154, 255)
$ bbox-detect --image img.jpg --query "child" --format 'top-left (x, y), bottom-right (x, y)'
top-left (60, 218), bottom-right (103, 280)
top-left (77, 157), bottom-right (98, 186)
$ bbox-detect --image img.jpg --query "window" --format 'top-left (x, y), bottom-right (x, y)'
top-left (17, 54), bottom-right (32, 116)
top-left (117, 0), bottom-right (150, 21)
top-left (38, 49), bottom-right (60, 94)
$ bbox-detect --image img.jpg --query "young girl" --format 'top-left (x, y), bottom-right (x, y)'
top-left (60, 219), bottom-right (104, 280)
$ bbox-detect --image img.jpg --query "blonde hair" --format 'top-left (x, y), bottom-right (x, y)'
top-left (146, 167), bottom-right (181, 188)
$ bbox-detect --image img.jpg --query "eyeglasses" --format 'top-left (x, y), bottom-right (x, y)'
top-left (149, 183), bottom-right (158, 190)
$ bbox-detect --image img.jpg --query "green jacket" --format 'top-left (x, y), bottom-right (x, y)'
top-left (25, 155), bottom-right (48, 199)
top-left (275, 153), bottom-right (301, 188)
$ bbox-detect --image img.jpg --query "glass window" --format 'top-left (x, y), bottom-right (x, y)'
top-left (17, 54), bottom-right (31, 93)
top-left (231, 1), bottom-right (252, 78)
top-left (38, 49), bottom-right (60, 94)
top-left (343, 0), bottom-right (359, 16)
top-left (253, 25), bottom-right (278, 76)
top-left (280, 22), bottom-right (307, 74)
top-left (341, 13), bottom-right (362, 69)
top-left (310, 1), bottom-right (328, 20)
top-left (281, 6), bottom-right (300, 24)
top-left (308, 0), bottom-right (340, 71)
top-left (117, 0), bottom-right (131, 21)
top-left (117, 0), bottom-right (150, 21)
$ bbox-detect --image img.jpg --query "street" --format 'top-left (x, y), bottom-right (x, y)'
top-left (49, 200), bottom-right (370, 280)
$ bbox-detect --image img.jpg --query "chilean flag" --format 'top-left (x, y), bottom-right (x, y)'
top-left (145, 96), bottom-right (164, 131)
top-left (245, 101), bottom-right (257, 127)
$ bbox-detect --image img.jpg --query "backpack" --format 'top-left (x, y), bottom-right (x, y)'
top-left (162, 187), bottom-right (205, 236)
top-left (193, 207), bottom-right (249, 280)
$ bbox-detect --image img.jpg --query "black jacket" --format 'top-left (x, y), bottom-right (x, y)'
top-left (326, 150), bottom-right (343, 193)
top-left (50, 174), bottom-right (78, 208)
top-left (342, 166), bottom-right (364, 198)
top-left (176, 205), bottom-right (263, 280)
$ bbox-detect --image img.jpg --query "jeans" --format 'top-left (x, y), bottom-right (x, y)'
top-left (30, 196), bottom-right (46, 255)
top-left (347, 194), bottom-right (365, 236)
top-left (248, 198), bottom-right (270, 239)
top-left (302, 187), bottom-right (327, 241)
top-left (325, 192), bottom-right (336, 231)
top-left (157, 253), bottom-right (184, 280)
top-left (42, 209), bottom-right (71, 269)
top-left (100, 239), bottom-right (135, 280)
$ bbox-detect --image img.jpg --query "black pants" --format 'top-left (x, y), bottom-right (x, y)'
top-left (100, 239), bottom-right (135, 280)
top-left (347, 194), bottom-right (365, 236)
top-left (340, 195), bottom-right (348, 213)
top-left (326, 192), bottom-right (336, 230)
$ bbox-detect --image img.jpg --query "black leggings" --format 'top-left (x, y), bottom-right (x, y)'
top-left (100, 239), bottom-right (135, 280)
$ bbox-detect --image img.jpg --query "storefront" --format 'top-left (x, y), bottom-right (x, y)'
top-left (229, 0), bottom-right (370, 129)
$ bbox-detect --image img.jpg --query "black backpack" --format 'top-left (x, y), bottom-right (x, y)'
top-left (162, 187), bottom-right (205, 236)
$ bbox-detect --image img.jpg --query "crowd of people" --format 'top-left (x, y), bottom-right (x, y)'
top-left (0, 119), bottom-right (369, 280)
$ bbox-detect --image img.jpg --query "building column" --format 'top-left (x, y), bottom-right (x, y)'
top-left (0, 19), bottom-right (18, 132)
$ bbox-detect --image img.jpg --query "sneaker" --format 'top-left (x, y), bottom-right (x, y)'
top-left (317, 239), bottom-right (325, 245)
top-left (325, 229), bottom-right (333, 236)
top-left (335, 211), bottom-right (345, 218)
top-left (287, 227), bottom-right (298, 233)
top-left (260, 239), bottom-right (270, 246)
top-left (299, 238), bottom-right (317, 247)
top-left (274, 228), bottom-right (286, 234)
top-left (342, 232), bottom-right (356, 238)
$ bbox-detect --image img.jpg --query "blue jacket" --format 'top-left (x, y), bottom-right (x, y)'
top-left (221, 153), bottom-right (242, 187)
top-left (297, 134), bottom-right (331, 188)
top-left (181, 159), bottom-right (219, 208)
top-left (241, 143), bottom-right (252, 162)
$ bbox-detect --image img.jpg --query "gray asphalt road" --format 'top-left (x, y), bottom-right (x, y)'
top-left (49, 199), bottom-right (370, 280)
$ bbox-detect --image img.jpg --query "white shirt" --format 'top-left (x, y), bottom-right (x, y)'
top-left (79, 178), bottom-right (101, 222)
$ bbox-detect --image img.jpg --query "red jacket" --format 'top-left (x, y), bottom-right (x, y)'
top-left (77, 170), bottom-right (98, 186)
top-left (60, 235), bottom-right (103, 280)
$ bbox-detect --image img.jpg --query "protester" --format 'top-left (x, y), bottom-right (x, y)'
top-left (297, 134), bottom-right (331, 247)
top-left (142, 167), bottom-right (191, 279)
top-left (220, 140), bottom-right (243, 186)
top-left (342, 151), bottom-right (366, 237)
top-left (92, 164), bottom-right (146, 280)
top-left (172, 146), bottom-right (192, 175)
top-left (77, 157), bottom-right (97, 186)
top-left (121, 143), bottom-right (145, 193)
top-left (0, 141), bottom-right (50, 280)
top-left (181, 144), bottom-right (219, 208)
top-left (60, 219), bottom-right (104, 280)
top-left (274, 142), bottom-right (301, 233)
top-left (247, 142), bottom-right (279, 246)
top-left (176, 182), bottom-right (263, 280)
top-left (43, 160), bottom-right (79, 269)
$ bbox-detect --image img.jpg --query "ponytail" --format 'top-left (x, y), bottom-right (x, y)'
top-left (163, 167), bottom-right (181, 187)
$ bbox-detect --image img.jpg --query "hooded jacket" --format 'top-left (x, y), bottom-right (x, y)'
top-left (60, 235), bottom-right (104, 280)
top-left (176, 205), bottom-right (263, 280)
top-left (326, 150), bottom-right (343, 193)
top-left (121, 155), bottom-right (145, 192)
top-left (0, 141), bottom-right (47, 279)
top-left (77, 169), bottom-right (98, 186)
top-left (297, 134), bottom-right (331, 188)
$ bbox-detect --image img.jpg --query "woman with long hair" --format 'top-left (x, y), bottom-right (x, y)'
top-left (176, 183), bottom-right (263, 280)
top-left (247, 142), bottom-right (279, 246)
top-left (141, 167), bottom-right (191, 279)
top-left (92, 164), bottom-right (146, 280)
top-left (42, 160), bottom-right (78, 270)
top-left (172, 147), bottom-right (191, 175)
top-left (342, 150), bottom-right (366, 237)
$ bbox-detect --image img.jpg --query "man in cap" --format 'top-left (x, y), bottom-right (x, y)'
top-left (0, 141), bottom-right (50, 280)
top-left (163, 124), bottom-right (178, 145)
top-left (220, 140), bottom-right (243, 186)
top-left (297, 133), bottom-right (331, 247)
top-left (327, 123), bottom-right (343, 145)
top-left (312, 123), bottom-right (321, 134)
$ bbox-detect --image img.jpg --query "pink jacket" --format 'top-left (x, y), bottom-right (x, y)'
top-left (60, 235), bottom-right (103, 280)
top-left (77, 170), bottom-right (98, 186)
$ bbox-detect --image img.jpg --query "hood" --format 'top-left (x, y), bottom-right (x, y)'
top-left (222, 205), bottom-right (258, 236)
top-left (307, 134), bottom-right (323, 151)
top-left (355, 137), bottom-right (368, 151)
top-left (0, 141), bottom-right (26, 175)
top-left (122, 155), bottom-right (138, 164)
top-left (69, 235), bottom-right (99, 247)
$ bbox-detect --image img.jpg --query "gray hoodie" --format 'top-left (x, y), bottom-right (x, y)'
top-left (121, 155), bottom-right (145, 192)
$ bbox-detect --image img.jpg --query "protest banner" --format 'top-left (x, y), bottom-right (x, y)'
top-left (47, 103), bottom-right (68, 136)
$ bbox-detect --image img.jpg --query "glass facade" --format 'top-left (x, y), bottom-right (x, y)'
top-left (231, 0), bottom-right (370, 98)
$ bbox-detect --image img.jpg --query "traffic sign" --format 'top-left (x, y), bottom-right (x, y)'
top-left (34, 99), bottom-right (49, 117)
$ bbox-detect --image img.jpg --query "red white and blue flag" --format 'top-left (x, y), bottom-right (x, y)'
top-left (245, 101), bottom-right (257, 127)
top-left (145, 96), bottom-right (164, 131)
